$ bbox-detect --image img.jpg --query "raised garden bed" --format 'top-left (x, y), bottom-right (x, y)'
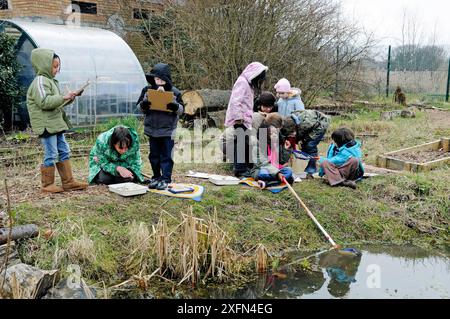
top-left (376, 138), bottom-right (450, 172)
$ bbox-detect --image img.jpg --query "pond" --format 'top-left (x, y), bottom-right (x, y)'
top-left (191, 245), bottom-right (450, 299)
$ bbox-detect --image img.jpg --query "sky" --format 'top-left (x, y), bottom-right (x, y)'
top-left (340, 0), bottom-right (450, 47)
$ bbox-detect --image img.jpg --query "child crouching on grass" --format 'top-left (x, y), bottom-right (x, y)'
top-left (251, 114), bottom-right (294, 189)
top-left (88, 126), bottom-right (144, 185)
top-left (318, 127), bottom-right (364, 189)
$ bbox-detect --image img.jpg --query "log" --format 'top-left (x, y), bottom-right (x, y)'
top-left (310, 103), bottom-right (352, 110)
top-left (0, 263), bottom-right (59, 299)
top-left (182, 89), bottom-right (231, 116)
top-left (0, 224), bottom-right (39, 245)
top-left (352, 101), bottom-right (387, 108)
top-left (207, 110), bottom-right (226, 129)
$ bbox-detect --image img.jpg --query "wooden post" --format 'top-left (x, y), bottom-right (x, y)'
top-left (377, 155), bottom-right (387, 168)
top-left (404, 162), bottom-right (412, 172)
top-left (386, 45), bottom-right (392, 98)
top-left (446, 59), bottom-right (450, 102)
top-left (442, 138), bottom-right (450, 152)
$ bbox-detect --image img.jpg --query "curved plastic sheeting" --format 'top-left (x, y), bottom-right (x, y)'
top-left (1, 19), bottom-right (147, 126)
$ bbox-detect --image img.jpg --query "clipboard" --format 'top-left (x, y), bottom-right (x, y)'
top-left (147, 89), bottom-right (174, 112)
top-left (74, 80), bottom-right (90, 96)
top-left (168, 185), bottom-right (195, 194)
top-left (62, 80), bottom-right (90, 107)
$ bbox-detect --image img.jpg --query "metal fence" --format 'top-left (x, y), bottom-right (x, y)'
top-left (363, 46), bottom-right (450, 101)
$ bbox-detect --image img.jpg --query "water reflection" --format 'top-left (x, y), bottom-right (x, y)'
top-left (318, 250), bottom-right (362, 298)
top-left (196, 245), bottom-right (449, 299)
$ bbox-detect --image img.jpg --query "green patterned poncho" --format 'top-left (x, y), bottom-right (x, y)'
top-left (88, 126), bottom-right (144, 184)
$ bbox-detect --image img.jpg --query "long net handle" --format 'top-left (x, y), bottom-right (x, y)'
top-left (281, 176), bottom-right (338, 248)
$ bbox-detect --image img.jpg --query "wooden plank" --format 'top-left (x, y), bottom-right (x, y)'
top-left (385, 157), bottom-right (406, 171)
top-left (377, 138), bottom-right (450, 172)
top-left (384, 140), bottom-right (441, 156)
top-left (420, 157), bottom-right (450, 171)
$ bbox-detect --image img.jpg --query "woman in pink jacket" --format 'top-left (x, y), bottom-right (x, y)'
top-left (225, 62), bottom-right (268, 177)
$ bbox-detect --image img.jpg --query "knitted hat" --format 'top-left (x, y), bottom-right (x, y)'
top-left (274, 78), bottom-right (291, 93)
top-left (257, 92), bottom-right (276, 107)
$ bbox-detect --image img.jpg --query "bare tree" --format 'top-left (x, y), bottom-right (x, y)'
top-left (134, 0), bottom-right (373, 102)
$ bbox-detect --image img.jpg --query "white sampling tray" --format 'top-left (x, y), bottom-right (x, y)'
top-left (186, 171), bottom-right (212, 179)
top-left (208, 176), bottom-right (240, 186)
top-left (108, 182), bottom-right (148, 197)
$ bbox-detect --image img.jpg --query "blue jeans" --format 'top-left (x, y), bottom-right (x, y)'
top-left (40, 133), bottom-right (71, 167)
top-left (257, 167), bottom-right (293, 184)
top-left (301, 133), bottom-right (325, 174)
top-left (149, 136), bottom-right (175, 183)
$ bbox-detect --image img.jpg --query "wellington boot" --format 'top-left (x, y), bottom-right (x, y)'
top-left (41, 165), bottom-right (64, 193)
top-left (56, 160), bottom-right (88, 191)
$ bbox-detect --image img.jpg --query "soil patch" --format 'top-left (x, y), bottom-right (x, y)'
top-left (390, 150), bottom-right (450, 163)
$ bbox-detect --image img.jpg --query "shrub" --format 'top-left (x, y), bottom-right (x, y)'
top-left (0, 30), bottom-right (22, 131)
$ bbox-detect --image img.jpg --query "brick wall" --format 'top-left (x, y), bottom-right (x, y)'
top-left (0, 0), bottom-right (162, 64)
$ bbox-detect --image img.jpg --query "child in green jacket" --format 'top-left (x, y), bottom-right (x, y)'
top-left (88, 126), bottom-right (144, 185)
top-left (286, 110), bottom-right (331, 179)
top-left (27, 48), bottom-right (88, 193)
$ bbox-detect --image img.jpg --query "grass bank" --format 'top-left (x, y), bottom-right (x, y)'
top-left (0, 104), bottom-right (449, 297)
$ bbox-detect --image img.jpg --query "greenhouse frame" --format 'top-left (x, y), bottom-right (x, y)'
top-left (0, 19), bottom-right (147, 127)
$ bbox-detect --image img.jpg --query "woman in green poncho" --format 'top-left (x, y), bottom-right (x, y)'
top-left (88, 126), bottom-right (144, 185)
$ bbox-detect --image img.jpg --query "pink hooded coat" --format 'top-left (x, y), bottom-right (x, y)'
top-left (225, 62), bottom-right (269, 129)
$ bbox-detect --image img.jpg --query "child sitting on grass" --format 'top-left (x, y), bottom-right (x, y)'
top-left (318, 127), bottom-right (364, 189)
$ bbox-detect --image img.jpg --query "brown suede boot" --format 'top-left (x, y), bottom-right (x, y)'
top-left (41, 165), bottom-right (64, 193)
top-left (56, 160), bottom-right (88, 191)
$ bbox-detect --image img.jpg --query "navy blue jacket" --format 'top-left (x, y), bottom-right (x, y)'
top-left (137, 63), bottom-right (184, 138)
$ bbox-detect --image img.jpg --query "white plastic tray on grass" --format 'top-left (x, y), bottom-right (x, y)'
top-left (208, 176), bottom-right (240, 186)
top-left (186, 171), bottom-right (211, 179)
top-left (108, 182), bottom-right (148, 197)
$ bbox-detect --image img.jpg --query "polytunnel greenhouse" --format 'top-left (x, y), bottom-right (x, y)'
top-left (0, 19), bottom-right (147, 127)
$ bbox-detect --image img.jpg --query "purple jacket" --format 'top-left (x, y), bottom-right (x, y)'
top-left (225, 62), bottom-right (268, 129)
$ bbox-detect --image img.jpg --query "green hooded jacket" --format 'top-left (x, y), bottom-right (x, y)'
top-left (26, 48), bottom-right (72, 136)
top-left (88, 126), bottom-right (144, 184)
top-left (291, 110), bottom-right (330, 141)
